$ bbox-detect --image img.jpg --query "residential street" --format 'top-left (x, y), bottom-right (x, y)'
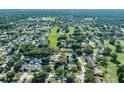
top-left (76, 57), bottom-right (86, 83)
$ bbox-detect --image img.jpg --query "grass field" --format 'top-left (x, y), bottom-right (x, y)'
top-left (81, 25), bottom-right (96, 30)
top-left (117, 53), bottom-right (124, 64)
top-left (116, 40), bottom-right (124, 64)
top-left (50, 18), bottom-right (56, 22)
top-left (59, 26), bottom-right (75, 36)
top-left (116, 40), bottom-right (124, 46)
top-left (102, 40), bottom-right (118, 82)
top-left (42, 17), bottom-right (56, 22)
top-left (102, 40), bottom-right (124, 82)
top-left (48, 26), bottom-right (75, 48)
top-left (48, 26), bottom-right (59, 48)
top-left (104, 61), bottom-right (118, 83)
top-left (104, 40), bottom-right (115, 52)
top-left (67, 26), bottom-right (75, 35)
top-left (97, 57), bottom-right (118, 82)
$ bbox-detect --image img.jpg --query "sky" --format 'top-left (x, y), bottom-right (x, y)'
top-left (0, 0), bottom-right (124, 9)
top-left (0, 1), bottom-right (124, 93)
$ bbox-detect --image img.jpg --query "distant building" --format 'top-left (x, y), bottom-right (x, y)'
top-left (98, 43), bottom-right (104, 54)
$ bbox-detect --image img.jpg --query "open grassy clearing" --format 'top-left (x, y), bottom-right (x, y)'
top-left (104, 40), bottom-right (124, 62)
top-left (42, 17), bottom-right (56, 22)
top-left (115, 40), bottom-right (124, 64)
top-left (102, 40), bottom-right (118, 82)
top-left (97, 57), bottom-right (118, 83)
top-left (83, 17), bottom-right (93, 21)
top-left (94, 40), bottom-right (123, 82)
top-left (59, 26), bottom-right (75, 36)
top-left (67, 26), bottom-right (75, 35)
top-left (104, 60), bottom-right (118, 83)
top-left (81, 25), bottom-right (97, 30)
top-left (104, 40), bottom-right (115, 52)
top-left (102, 40), bottom-right (124, 82)
top-left (116, 40), bottom-right (124, 46)
top-left (48, 26), bottom-right (75, 48)
top-left (117, 53), bottom-right (124, 64)
top-left (48, 26), bottom-right (59, 48)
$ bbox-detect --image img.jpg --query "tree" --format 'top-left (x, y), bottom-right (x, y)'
top-left (54, 62), bottom-right (62, 70)
top-left (109, 39), bottom-right (116, 45)
top-left (84, 46), bottom-right (94, 55)
top-left (71, 43), bottom-right (81, 51)
top-left (6, 71), bottom-right (15, 78)
top-left (86, 63), bottom-right (94, 69)
top-left (7, 61), bottom-right (14, 70)
top-left (56, 68), bottom-right (63, 75)
top-left (58, 35), bottom-right (67, 40)
top-left (25, 48), bottom-right (53, 57)
top-left (0, 57), bottom-right (3, 61)
top-left (57, 27), bottom-right (60, 33)
top-left (43, 66), bottom-right (52, 72)
top-left (48, 78), bottom-right (56, 83)
top-left (57, 41), bottom-right (61, 47)
top-left (14, 62), bottom-right (24, 72)
top-left (19, 43), bottom-right (34, 53)
top-left (103, 47), bottom-right (112, 56)
top-left (117, 65), bottom-right (124, 83)
top-left (84, 63), bottom-right (95, 83)
top-left (0, 23), bottom-right (14, 30)
top-left (32, 71), bottom-right (48, 83)
top-left (41, 57), bottom-right (49, 62)
top-left (111, 52), bottom-right (118, 60)
top-left (110, 54), bottom-right (120, 65)
top-left (65, 28), bottom-right (69, 33)
top-left (75, 26), bottom-right (80, 32)
top-left (75, 49), bottom-right (83, 56)
top-left (116, 44), bottom-right (122, 53)
top-left (96, 56), bottom-right (108, 68)
top-left (0, 67), bottom-right (3, 73)
top-left (69, 66), bottom-right (77, 72)
top-left (71, 53), bottom-right (77, 59)
top-left (84, 72), bottom-right (95, 83)
top-left (6, 71), bottom-right (15, 82)
top-left (66, 74), bottom-right (75, 83)
top-left (0, 76), bottom-right (6, 82)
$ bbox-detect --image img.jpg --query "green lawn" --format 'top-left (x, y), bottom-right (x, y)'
top-left (50, 18), bottom-right (56, 22)
top-left (103, 58), bottom-right (118, 83)
top-left (117, 53), bottom-right (124, 64)
top-left (97, 57), bottom-right (118, 83)
top-left (48, 26), bottom-right (74, 48)
top-left (102, 40), bottom-right (118, 82)
top-left (67, 26), bottom-right (75, 35)
top-left (116, 40), bottom-right (124, 64)
top-left (83, 17), bottom-right (93, 21)
top-left (48, 26), bottom-right (59, 48)
top-left (104, 40), bottom-right (124, 64)
top-left (42, 17), bottom-right (56, 22)
top-left (116, 40), bottom-right (124, 47)
top-left (102, 40), bottom-right (124, 82)
top-left (93, 40), bottom-right (124, 83)
top-left (59, 26), bottom-right (75, 36)
top-left (81, 25), bottom-right (96, 30)
top-left (104, 40), bottom-right (115, 52)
